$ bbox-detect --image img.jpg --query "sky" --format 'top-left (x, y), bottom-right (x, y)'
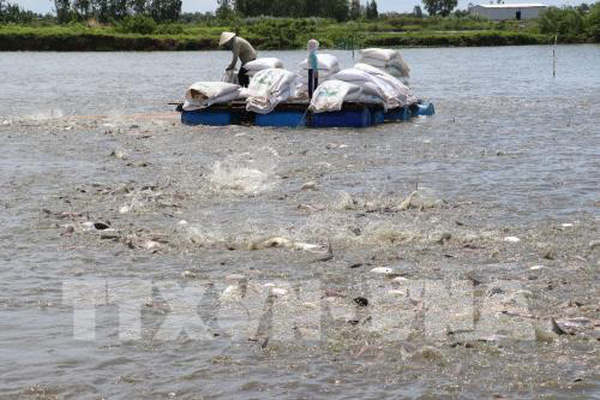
top-left (11, 0), bottom-right (587, 15)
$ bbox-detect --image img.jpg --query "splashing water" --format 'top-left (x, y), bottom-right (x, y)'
top-left (208, 147), bottom-right (280, 195)
top-left (23, 108), bottom-right (65, 121)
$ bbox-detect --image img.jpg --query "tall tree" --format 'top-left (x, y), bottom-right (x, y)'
top-left (0, 0), bottom-right (30, 22)
top-left (366, 0), bottom-right (378, 19)
top-left (129, 0), bottom-right (148, 14)
top-left (289, 0), bottom-right (307, 17)
top-left (108, 0), bottom-right (129, 19)
top-left (323, 0), bottom-right (349, 21)
top-left (234, 0), bottom-right (268, 17)
top-left (233, 0), bottom-right (349, 19)
top-left (304, 0), bottom-right (322, 17)
top-left (422, 0), bottom-right (458, 16)
top-left (73, 0), bottom-right (92, 19)
top-left (91, 0), bottom-right (110, 22)
top-left (258, 0), bottom-right (272, 16)
top-left (216, 0), bottom-right (233, 19)
top-left (350, 0), bottom-right (361, 20)
top-left (233, 0), bottom-right (248, 16)
top-left (54, 0), bottom-right (72, 22)
top-left (149, 0), bottom-right (182, 23)
top-left (413, 5), bottom-right (423, 17)
top-left (271, 0), bottom-right (305, 17)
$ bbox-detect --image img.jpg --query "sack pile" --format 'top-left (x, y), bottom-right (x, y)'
top-left (331, 65), bottom-right (417, 110)
top-left (354, 63), bottom-right (417, 107)
top-left (183, 82), bottom-right (240, 111)
top-left (330, 68), bottom-right (398, 110)
top-left (244, 58), bottom-right (284, 77)
top-left (183, 48), bottom-right (419, 115)
top-left (359, 48), bottom-right (410, 78)
top-left (245, 68), bottom-right (297, 114)
top-left (310, 80), bottom-right (368, 113)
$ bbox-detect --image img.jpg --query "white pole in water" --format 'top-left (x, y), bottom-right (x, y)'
top-left (553, 34), bottom-right (557, 78)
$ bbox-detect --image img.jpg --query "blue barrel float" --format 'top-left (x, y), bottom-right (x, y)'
top-left (179, 101), bottom-right (435, 128)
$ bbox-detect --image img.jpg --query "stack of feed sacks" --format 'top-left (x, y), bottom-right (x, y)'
top-left (245, 68), bottom-right (297, 114)
top-left (309, 80), bottom-right (365, 113)
top-left (244, 58), bottom-right (284, 78)
top-left (354, 63), bottom-right (417, 107)
top-left (359, 48), bottom-right (410, 78)
top-left (183, 82), bottom-right (240, 111)
top-left (329, 68), bottom-right (395, 110)
top-left (296, 54), bottom-right (341, 98)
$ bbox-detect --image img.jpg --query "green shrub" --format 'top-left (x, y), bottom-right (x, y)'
top-left (539, 6), bottom-right (586, 37)
top-left (585, 4), bottom-right (600, 41)
top-left (0, 0), bottom-right (36, 24)
top-left (117, 15), bottom-right (157, 35)
top-left (402, 24), bottom-right (423, 32)
top-left (155, 23), bottom-right (184, 34)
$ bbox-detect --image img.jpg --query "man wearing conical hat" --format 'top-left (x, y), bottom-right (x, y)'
top-left (219, 32), bottom-right (257, 88)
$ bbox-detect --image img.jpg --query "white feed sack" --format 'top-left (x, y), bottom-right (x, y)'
top-left (359, 48), bottom-right (411, 78)
top-left (309, 80), bottom-right (363, 113)
top-left (245, 68), bottom-right (297, 114)
top-left (354, 63), bottom-right (417, 106)
top-left (183, 82), bottom-right (241, 111)
top-left (245, 58), bottom-right (285, 77)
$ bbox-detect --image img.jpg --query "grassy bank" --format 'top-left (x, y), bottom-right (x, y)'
top-left (0, 18), bottom-right (583, 51)
top-left (362, 31), bottom-right (552, 47)
top-left (0, 25), bottom-right (219, 50)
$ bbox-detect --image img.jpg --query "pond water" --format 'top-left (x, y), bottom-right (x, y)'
top-left (0, 45), bottom-right (599, 399)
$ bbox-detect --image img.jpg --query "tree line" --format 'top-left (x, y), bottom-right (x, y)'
top-left (0, 0), bottom-right (379, 24)
top-left (216, 0), bottom-right (379, 22)
top-left (51, 0), bottom-right (182, 23)
top-left (0, 0), bottom-right (41, 22)
top-left (539, 3), bottom-right (600, 41)
top-left (2, 0), bottom-right (599, 40)
top-left (1, 0), bottom-right (459, 25)
top-left (421, 0), bottom-right (458, 17)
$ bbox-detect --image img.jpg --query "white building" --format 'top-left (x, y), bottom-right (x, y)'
top-left (469, 3), bottom-right (547, 20)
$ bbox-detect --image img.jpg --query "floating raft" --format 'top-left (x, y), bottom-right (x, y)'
top-left (179, 101), bottom-right (434, 128)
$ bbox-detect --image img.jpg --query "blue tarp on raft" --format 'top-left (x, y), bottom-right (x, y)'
top-left (180, 102), bottom-right (435, 128)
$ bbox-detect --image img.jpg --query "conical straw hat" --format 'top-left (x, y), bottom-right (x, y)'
top-left (219, 32), bottom-right (236, 46)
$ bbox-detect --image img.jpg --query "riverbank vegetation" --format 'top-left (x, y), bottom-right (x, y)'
top-left (0, 0), bottom-right (599, 50)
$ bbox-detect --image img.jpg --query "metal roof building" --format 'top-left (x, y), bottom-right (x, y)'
top-left (469, 3), bottom-right (547, 20)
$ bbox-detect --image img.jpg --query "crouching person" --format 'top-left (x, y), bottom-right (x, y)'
top-left (219, 32), bottom-right (257, 88)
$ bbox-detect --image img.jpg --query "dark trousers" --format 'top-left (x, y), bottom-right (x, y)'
top-left (308, 69), bottom-right (319, 98)
top-left (238, 65), bottom-right (250, 88)
top-left (238, 58), bottom-right (256, 87)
